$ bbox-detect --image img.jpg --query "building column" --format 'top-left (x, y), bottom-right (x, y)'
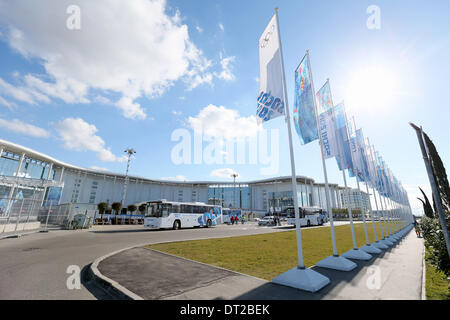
top-left (40, 162), bottom-right (53, 206)
top-left (6, 152), bottom-right (26, 214)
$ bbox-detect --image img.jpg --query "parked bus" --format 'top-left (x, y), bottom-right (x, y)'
top-left (144, 200), bottom-right (222, 230)
top-left (285, 206), bottom-right (323, 227)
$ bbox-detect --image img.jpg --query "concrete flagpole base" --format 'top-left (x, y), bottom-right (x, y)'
top-left (372, 241), bottom-right (389, 250)
top-left (379, 238), bottom-right (394, 246)
top-left (316, 255), bottom-right (357, 271)
top-left (272, 267), bottom-right (330, 293)
top-left (386, 236), bottom-right (398, 243)
top-left (342, 248), bottom-right (373, 260)
top-left (360, 244), bottom-right (382, 254)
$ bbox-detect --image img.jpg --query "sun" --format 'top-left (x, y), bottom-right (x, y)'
top-left (344, 65), bottom-right (398, 114)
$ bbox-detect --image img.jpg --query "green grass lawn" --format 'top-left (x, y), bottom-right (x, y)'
top-left (425, 251), bottom-right (450, 300)
top-left (147, 221), bottom-right (403, 281)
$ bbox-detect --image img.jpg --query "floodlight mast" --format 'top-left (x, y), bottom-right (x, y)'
top-left (121, 148), bottom-right (136, 208)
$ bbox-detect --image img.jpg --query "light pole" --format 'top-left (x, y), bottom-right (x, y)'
top-left (121, 148), bottom-right (136, 209)
top-left (231, 173), bottom-right (238, 209)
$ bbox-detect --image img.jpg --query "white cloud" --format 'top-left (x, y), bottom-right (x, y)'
top-left (0, 77), bottom-right (50, 104)
top-left (0, 0), bottom-right (218, 118)
top-left (218, 23), bottom-right (224, 31)
top-left (54, 117), bottom-right (127, 162)
top-left (160, 175), bottom-right (187, 181)
top-left (172, 110), bottom-right (182, 116)
top-left (188, 104), bottom-right (261, 141)
top-left (214, 54), bottom-right (235, 81)
top-left (0, 95), bottom-right (14, 109)
top-left (195, 25), bottom-right (203, 33)
top-left (0, 118), bottom-right (50, 138)
top-left (210, 168), bottom-right (239, 179)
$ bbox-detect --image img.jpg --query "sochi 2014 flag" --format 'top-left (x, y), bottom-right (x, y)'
top-left (334, 103), bottom-right (354, 172)
top-left (316, 81), bottom-right (338, 158)
top-left (355, 128), bottom-right (370, 180)
top-left (293, 54), bottom-right (318, 145)
top-left (256, 14), bottom-right (285, 124)
top-left (347, 118), bottom-right (363, 181)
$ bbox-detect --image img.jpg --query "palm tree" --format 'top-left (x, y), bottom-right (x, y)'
top-left (138, 204), bottom-right (146, 215)
top-left (111, 202), bottom-right (122, 215)
top-left (97, 202), bottom-right (108, 221)
top-left (127, 204), bottom-right (137, 215)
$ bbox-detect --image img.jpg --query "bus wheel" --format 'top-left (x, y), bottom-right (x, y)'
top-left (206, 219), bottom-right (212, 227)
top-left (173, 220), bottom-right (181, 230)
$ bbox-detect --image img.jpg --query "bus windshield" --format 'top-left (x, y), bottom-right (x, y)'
top-left (145, 202), bottom-right (172, 217)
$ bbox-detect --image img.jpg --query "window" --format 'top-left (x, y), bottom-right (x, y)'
top-left (180, 205), bottom-right (193, 213)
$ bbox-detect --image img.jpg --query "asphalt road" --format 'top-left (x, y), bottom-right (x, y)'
top-left (0, 222), bottom-right (299, 299)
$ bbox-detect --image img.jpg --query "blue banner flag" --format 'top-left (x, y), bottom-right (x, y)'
top-left (293, 55), bottom-right (318, 145)
top-left (316, 80), bottom-right (333, 114)
top-left (333, 103), bottom-right (354, 172)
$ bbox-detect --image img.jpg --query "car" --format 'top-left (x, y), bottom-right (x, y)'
top-left (258, 216), bottom-right (276, 226)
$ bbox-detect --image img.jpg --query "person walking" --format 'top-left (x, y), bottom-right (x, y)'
top-left (414, 220), bottom-right (421, 237)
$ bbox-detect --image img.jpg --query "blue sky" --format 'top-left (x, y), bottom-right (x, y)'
top-left (0, 0), bottom-right (449, 216)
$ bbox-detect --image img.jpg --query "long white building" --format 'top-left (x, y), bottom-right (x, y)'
top-left (0, 139), bottom-right (369, 215)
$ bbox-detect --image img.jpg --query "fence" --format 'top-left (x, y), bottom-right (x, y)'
top-left (0, 195), bottom-right (99, 235)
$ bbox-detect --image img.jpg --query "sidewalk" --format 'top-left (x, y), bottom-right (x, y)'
top-left (92, 227), bottom-right (424, 300)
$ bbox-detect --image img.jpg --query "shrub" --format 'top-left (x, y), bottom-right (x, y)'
top-left (420, 214), bottom-right (450, 276)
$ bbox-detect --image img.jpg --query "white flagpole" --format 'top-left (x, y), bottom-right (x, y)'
top-left (271, 8), bottom-right (330, 292)
top-left (367, 138), bottom-right (391, 245)
top-left (347, 117), bottom-right (370, 246)
top-left (348, 118), bottom-right (380, 253)
top-left (274, 8), bottom-right (304, 269)
top-left (309, 72), bottom-right (339, 259)
top-left (372, 154), bottom-right (394, 245)
top-left (327, 101), bottom-right (370, 260)
top-left (314, 80), bottom-right (358, 270)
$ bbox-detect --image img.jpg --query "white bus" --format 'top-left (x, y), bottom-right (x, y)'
top-left (284, 206), bottom-right (323, 227)
top-left (144, 200), bottom-right (223, 230)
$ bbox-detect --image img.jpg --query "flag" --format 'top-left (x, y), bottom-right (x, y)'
top-left (355, 128), bottom-right (370, 180)
top-left (316, 81), bottom-right (339, 159)
top-left (316, 80), bottom-right (333, 114)
top-left (256, 14), bottom-right (285, 123)
top-left (334, 102), bottom-right (354, 172)
top-left (293, 54), bottom-right (318, 144)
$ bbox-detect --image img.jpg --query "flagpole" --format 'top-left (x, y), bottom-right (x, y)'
top-left (328, 100), bottom-right (371, 260)
top-left (314, 79), bottom-right (358, 269)
top-left (372, 150), bottom-right (394, 245)
top-left (309, 72), bottom-right (339, 258)
top-left (347, 117), bottom-right (370, 246)
top-left (367, 138), bottom-right (392, 245)
top-left (347, 117), bottom-right (380, 253)
top-left (271, 8), bottom-right (330, 293)
top-left (273, 8), bottom-right (304, 269)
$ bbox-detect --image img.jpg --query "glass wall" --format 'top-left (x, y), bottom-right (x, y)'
top-left (208, 185), bottom-right (251, 209)
top-left (0, 152), bottom-right (54, 180)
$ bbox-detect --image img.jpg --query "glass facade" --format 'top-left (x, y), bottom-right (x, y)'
top-left (208, 185), bottom-right (251, 209)
top-left (0, 153), bottom-right (54, 180)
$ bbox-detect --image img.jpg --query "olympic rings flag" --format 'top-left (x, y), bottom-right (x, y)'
top-left (256, 14), bottom-right (285, 124)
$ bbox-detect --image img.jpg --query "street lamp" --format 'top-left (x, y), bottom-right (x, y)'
top-left (121, 148), bottom-right (136, 208)
top-left (231, 173), bottom-right (238, 209)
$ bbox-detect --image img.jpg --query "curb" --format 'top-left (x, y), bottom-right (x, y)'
top-left (89, 245), bottom-right (145, 300)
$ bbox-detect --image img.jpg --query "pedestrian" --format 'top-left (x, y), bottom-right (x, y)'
top-left (414, 220), bottom-right (421, 237)
top-left (241, 216), bottom-right (245, 224)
